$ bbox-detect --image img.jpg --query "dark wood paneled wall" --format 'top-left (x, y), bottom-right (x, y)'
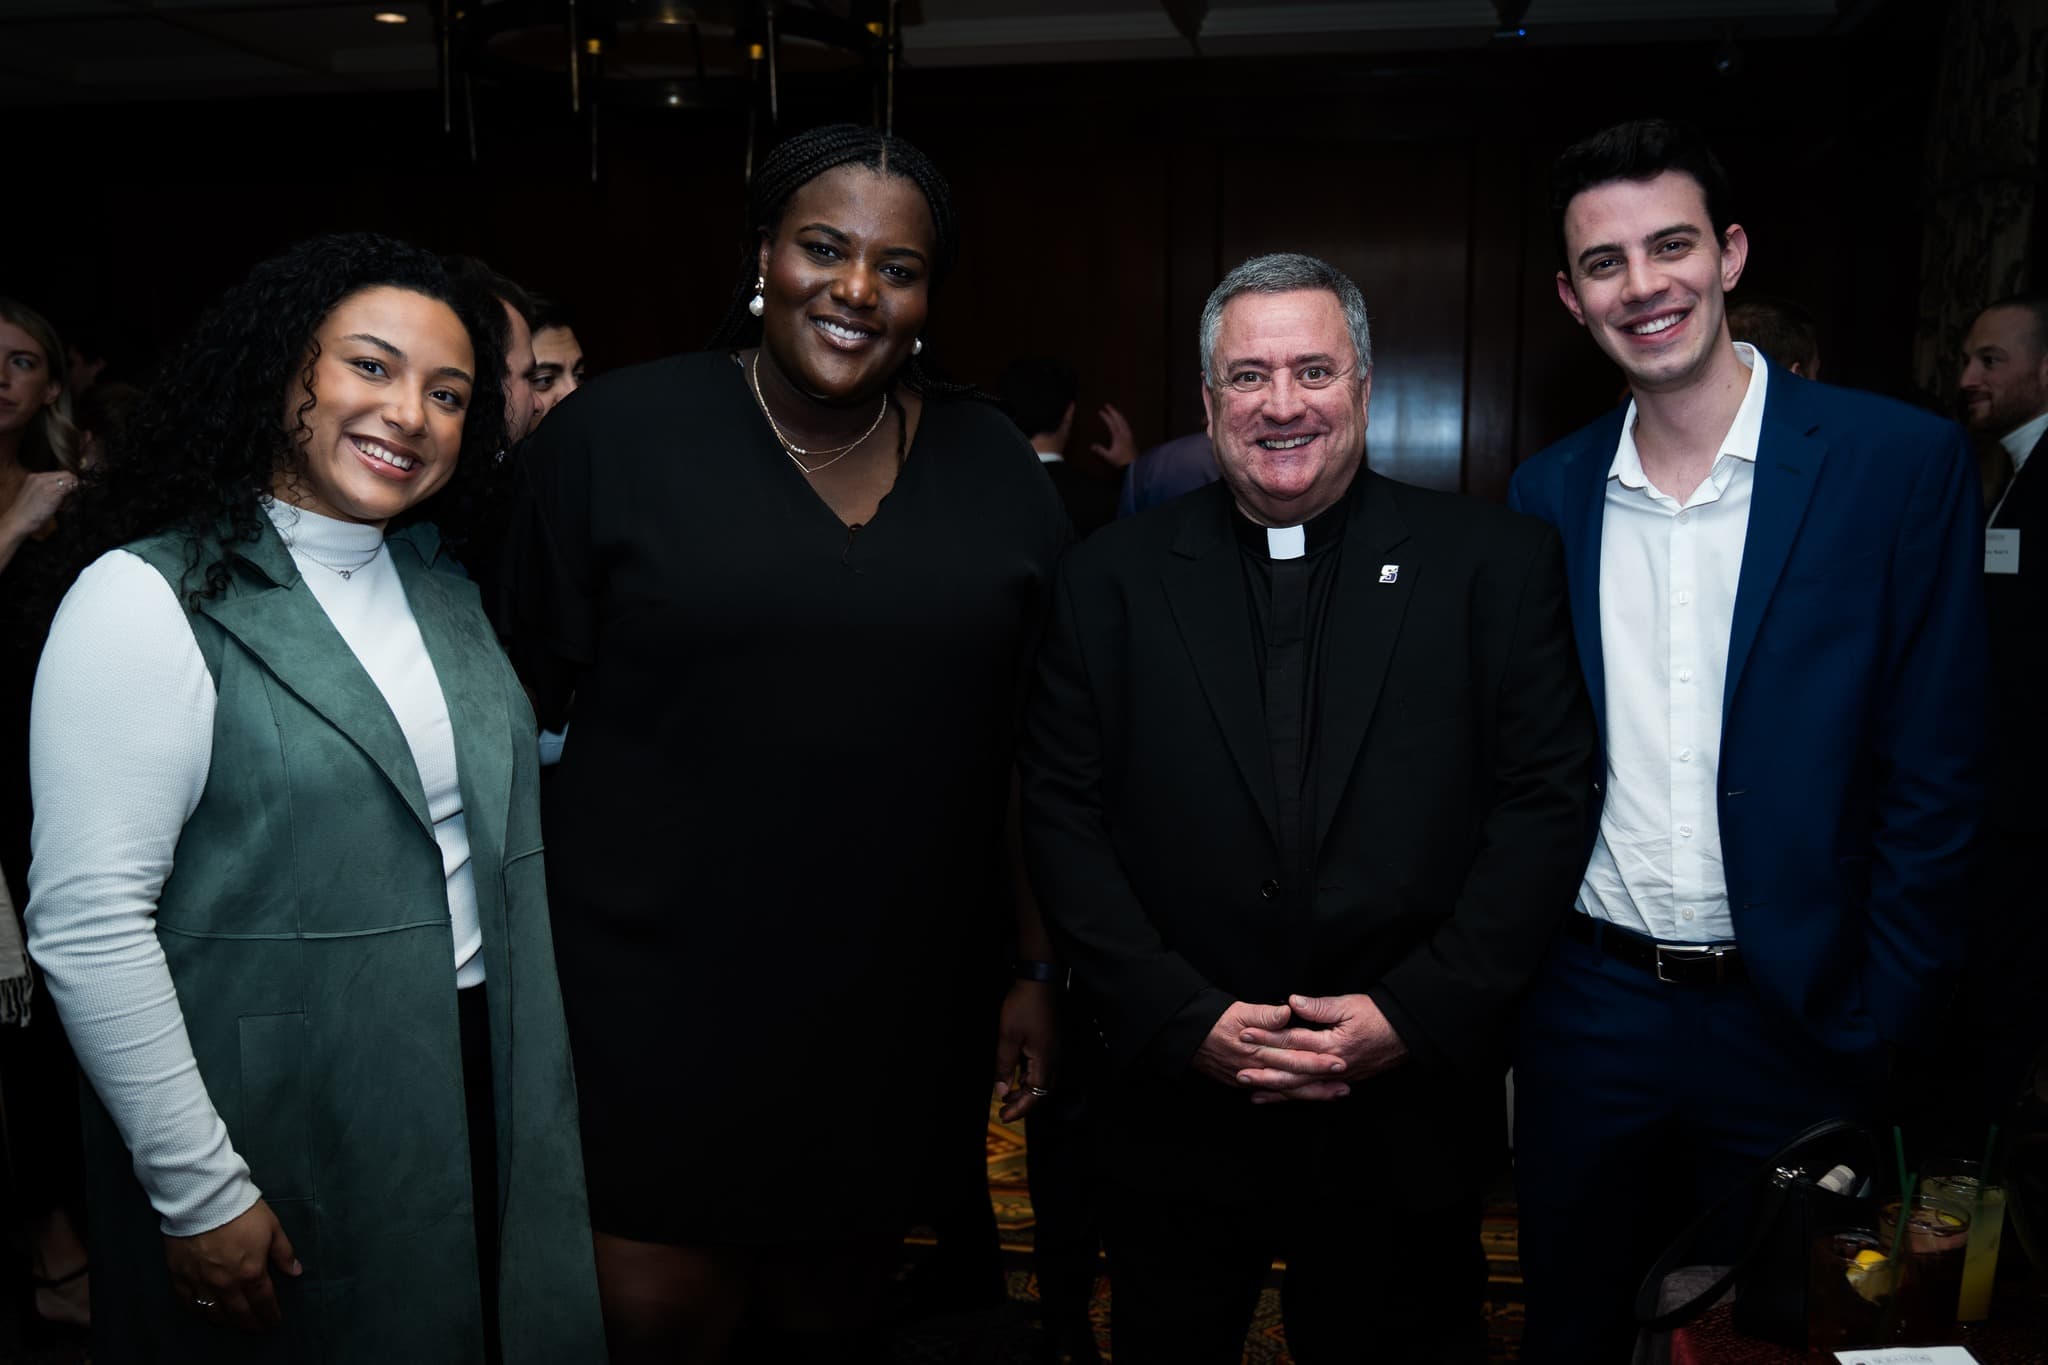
top-left (7, 6), bottom-right (1945, 500)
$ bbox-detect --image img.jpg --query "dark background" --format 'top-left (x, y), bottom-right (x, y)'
top-left (5, 1), bottom-right (1958, 498)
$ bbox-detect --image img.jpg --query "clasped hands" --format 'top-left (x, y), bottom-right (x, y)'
top-left (1195, 993), bottom-right (1407, 1104)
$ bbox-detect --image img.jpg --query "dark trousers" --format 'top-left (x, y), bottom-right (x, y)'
top-left (458, 983), bottom-right (503, 1365)
top-left (1512, 927), bottom-right (1886, 1365)
top-left (1100, 1181), bottom-right (1486, 1365)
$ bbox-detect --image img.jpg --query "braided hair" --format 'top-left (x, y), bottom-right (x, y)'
top-left (708, 122), bottom-right (976, 399)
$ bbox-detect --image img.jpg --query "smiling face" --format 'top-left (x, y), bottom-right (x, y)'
top-left (274, 285), bottom-right (475, 527)
top-left (1556, 169), bottom-right (1748, 396)
top-left (531, 323), bottom-right (585, 419)
top-left (755, 163), bottom-right (934, 403)
top-left (1201, 289), bottom-right (1372, 526)
top-left (1959, 305), bottom-right (2048, 437)
top-left (0, 318), bottom-right (62, 442)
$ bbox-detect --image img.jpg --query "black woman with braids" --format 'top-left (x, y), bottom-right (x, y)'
top-left (501, 123), bottom-right (1069, 1361)
top-left (24, 233), bottom-right (605, 1363)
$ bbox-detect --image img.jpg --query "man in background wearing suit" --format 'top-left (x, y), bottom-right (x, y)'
top-left (997, 356), bottom-right (1137, 537)
top-left (1021, 252), bottom-right (1597, 1364)
top-left (1508, 119), bottom-right (1987, 1363)
top-left (1956, 296), bottom-right (2047, 1119)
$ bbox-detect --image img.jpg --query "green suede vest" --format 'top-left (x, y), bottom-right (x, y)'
top-left (82, 518), bottom-right (604, 1364)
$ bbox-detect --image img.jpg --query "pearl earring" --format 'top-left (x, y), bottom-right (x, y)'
top-left (747, 276), bottom-right (765, 318)
top-left (912, 338), bottom-right (924, 356)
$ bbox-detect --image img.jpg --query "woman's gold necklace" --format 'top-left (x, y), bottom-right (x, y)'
top-left (750, 352), bottom-right (888, 476)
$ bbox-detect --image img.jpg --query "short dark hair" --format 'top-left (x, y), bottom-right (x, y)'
top-left (1727, 296), bottom-right (1819, 374)
top-left (996, 357), bottom-right (1077, 439)
top-left (1552, 118), bottom-right (1733, 270)
top-left (442, 254), bottom-right (537, 334)
top-left (528, 292), bottom-right (577, 335)
top-left (1977, 294), bottom-right (2048, 355)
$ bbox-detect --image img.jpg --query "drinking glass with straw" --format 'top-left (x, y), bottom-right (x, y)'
top-left (1923, 1126), bottom-right (2007, 1325)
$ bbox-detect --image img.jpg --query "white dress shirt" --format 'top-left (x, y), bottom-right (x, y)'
top-left (26, 501), bottom-right (481, 1234)
top-left (1999, 409), bottom-right (2047, 473)
top-left (1578, 344), bottom-right (1769, 944)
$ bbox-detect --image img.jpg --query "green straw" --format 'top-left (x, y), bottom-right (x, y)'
top-left (1893, 1125), bottom-right (1910, 1212)
top-left (1980, 1123), bottom-right (2001, 1185)
top-left (1887, 1172), bottom-right (1918, 1264)
top-left (1879, 1172), bottom-right (1917, 1342)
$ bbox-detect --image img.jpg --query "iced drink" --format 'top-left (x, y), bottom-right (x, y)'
top-left (1923, 1168), bottom-right (2006, 1323)
top-left (1879, 1198), bottom-right (1970, 1343)
top-left (1807, 1230), bottom-right (1903, 1355)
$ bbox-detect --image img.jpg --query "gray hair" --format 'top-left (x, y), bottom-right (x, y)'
top-left (1198, 252), bottom-right (1372, 388)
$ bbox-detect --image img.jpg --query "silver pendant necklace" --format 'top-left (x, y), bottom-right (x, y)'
top-left (288, 540), bottom-right (383, 579)
top-left (750, 352), bottom-right (888, 475)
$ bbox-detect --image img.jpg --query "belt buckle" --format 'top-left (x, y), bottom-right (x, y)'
top-left (1654, 944), bottom-right (1720, 984)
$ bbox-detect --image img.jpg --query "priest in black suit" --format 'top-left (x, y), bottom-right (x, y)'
top-left (1958, 296), bottom-right (2048, 1115)
top-left (1019, 252), bottom-right (1598, 1365)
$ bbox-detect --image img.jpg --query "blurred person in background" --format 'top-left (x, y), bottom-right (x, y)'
top-left (529, 296), bottom-right (587, 422)
top-left (0, 297), bottom-right (87, 1336)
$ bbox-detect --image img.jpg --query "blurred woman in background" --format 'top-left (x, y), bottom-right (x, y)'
top-left (0, 297), bottom-right (87, 1334)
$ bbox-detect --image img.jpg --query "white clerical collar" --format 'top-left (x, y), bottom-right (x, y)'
top-left (2001, 410), bottom-right (2048, 472)
top-left (1266, 525), bottom-right (1306, 560)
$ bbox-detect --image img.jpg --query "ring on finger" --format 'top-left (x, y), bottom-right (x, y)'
top-left (1027, 1085), bottom-right (1052, 1097)
top-left (194, 1296), bottom-right (218, 1309)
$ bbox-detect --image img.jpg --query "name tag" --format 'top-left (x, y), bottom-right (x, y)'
top-left (1834, 1348), bottom-right (1981, 1364)
top-left (1985, 528), bottom-right (2020, 575)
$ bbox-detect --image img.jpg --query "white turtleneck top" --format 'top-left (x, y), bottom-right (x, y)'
top-left (25, 500), bottom-right (481, 1235)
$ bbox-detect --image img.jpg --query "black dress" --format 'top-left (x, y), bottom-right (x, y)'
top-left (503, 352), bottom-right (1069, 1244)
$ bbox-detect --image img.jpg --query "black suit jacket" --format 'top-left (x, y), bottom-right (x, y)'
top-left (1019, 472), bottom-right (1597, 1196)
top-left (1987, 434), bottom-right (2045, 833)
top-left (1040, 455), bottom-right (1119, 537)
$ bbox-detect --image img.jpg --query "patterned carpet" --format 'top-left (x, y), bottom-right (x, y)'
top-left (972, 1104), bottom-right (1526, 1363)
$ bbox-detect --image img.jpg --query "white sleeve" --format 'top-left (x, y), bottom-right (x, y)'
top-left (26, 550), bottom-right (262, 1236)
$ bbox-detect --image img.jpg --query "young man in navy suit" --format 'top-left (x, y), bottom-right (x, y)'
top-left (1507, 120), bottom-right (1988, 1362)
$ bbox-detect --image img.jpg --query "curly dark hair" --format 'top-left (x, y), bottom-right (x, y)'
top-left (707, 122), bottom-right (978, 400)
top-left (45, 232), bottom-right (508, 611)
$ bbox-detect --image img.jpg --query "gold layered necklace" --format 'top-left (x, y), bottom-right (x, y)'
top-left (750, 352), bottom-right (888, 475)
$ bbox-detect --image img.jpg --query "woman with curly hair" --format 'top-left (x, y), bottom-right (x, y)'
top-left (501, 123), bottom-right (1069, 1362)
top-left (25, 232), bottom-right (605, 1363)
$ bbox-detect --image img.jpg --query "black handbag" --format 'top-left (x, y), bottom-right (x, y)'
top-left (1633, 1117), bottom-right (1884, 1348)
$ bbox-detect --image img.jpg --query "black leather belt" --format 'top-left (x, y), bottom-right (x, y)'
top-left (1564, 912), bottom-right (1744, 985)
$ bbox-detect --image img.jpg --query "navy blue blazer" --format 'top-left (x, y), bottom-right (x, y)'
top-left (1508, 370), bottom-right (1987, 1053)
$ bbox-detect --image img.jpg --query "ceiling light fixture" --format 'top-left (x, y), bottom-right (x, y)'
top-left (372, 10), bottom-right (409, 23)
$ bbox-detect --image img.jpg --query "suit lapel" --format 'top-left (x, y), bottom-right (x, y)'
top-left (1562, 410), bottom-right (1623, 738)
top-left (200, 519), bottom-right (434, 837)
top-left (1726, 384), bottom-right (1828, 721)
top-left (1992, 434), bottom-right (2044, 529)
top-left (1313, 472), bottom-right (1414, 849)
top-left (1161, 486), bottom-right (1281, 842)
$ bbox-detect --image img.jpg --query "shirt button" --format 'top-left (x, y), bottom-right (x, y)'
top-left (1678, 824), bottom-right (1694, 838)
top-left (1260, 880), bottom-right (1281, 900)
top-left (1681, 907), bottom-right (1696, 921)
top-left (1677, 668), bottom-right (1694, 683)
top-left (1677, 747), bottom-right (1693, 762)
top-left (1673, 590), bottom-right (1692, 606)
top-left (1677, 511), bottom-right (1691, 525)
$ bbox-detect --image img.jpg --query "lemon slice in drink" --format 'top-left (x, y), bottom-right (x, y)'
top-left (1845, 1249), bottom-right (1892, 1304)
